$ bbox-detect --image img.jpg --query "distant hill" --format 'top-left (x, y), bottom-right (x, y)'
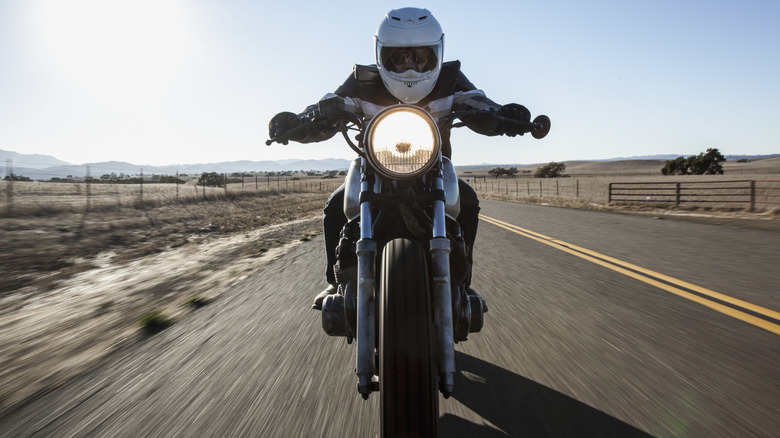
top-left (1, 149), bottom-right (353, 180)
top-left (0, 149), bottom-right (70, 169)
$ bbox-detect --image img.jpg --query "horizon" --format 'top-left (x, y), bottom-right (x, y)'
top-left (3, 147), bottom-right (778, 180)
top-left (1, 1), bottom-right (778, 168)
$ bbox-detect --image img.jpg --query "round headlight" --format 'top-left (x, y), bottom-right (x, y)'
top-left (365, 105), bottom-right (441, 180)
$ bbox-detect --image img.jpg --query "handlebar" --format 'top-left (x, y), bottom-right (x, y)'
top-left (267, 104), bottom-right (551, 146)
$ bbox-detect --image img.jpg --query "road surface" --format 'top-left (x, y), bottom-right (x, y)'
top-left (2, 200), bottom-right (778, 437)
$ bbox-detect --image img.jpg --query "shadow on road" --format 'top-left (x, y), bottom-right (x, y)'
top-left (439, 351), bottom-right (652, 437)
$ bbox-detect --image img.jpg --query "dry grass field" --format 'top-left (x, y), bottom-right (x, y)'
top-left (0, 157), bottom-right (778, 415)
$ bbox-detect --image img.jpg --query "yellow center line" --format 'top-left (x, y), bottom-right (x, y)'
top-left (480, 214), bottom-right (780, 336)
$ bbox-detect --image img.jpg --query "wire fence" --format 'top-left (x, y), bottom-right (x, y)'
top-left (5, 158), bottom-right (780, 216)
top-left (1, 175), bottom-right (343, 217)
top-left (469, 176), bottom-right (606, 204)
top-left (469, 175), bottom-right (780, 212)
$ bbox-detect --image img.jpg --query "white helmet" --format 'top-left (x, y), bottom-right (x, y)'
top-left (375, 8), bottom-right (444, 104)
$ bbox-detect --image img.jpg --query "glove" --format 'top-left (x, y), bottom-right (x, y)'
top-left (268, 112), bottom-right (304, 144)
top-left (498, 103), bottom-right (531, 137)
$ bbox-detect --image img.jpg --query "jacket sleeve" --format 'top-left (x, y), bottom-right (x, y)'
top-left (289, 72), bottom-right (363, 144)
top-left (451, 71), bottom-right (505, 136)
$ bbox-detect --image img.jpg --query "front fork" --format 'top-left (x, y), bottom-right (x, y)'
top-left (356, 159), bottom-right (377, 398)
top-left (430, 175), bottom-right (456, 397)
top-left (354, 159), bottom-right (455, 398)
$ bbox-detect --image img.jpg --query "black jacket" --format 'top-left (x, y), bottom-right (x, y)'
top-left (299, 61), bottom-right (504, 159)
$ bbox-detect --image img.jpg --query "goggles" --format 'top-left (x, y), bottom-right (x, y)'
top-left (381, 46), bottom-right (439, 74)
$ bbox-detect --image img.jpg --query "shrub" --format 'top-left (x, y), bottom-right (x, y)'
top-left (488, 167), bottom-right (519, 178)
top-left (185, 296), bottom-right (214, 308)
top-left (4, 173), bottom-right (32, 181)
top-left (196, 172), bottom-right (240, 188)
top-left (138, 310), bottom-right (173, 333)
top-left (535, 162), bottom-right (566, 178)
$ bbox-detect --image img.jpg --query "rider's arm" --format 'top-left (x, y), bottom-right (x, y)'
top-left (451, 71), bottom-right (530, 137)
top-left (451, 88), bottom-right (510, 137)
top-left (269, 70), bottom-right (365, 144)
top-left (291, 93), bottom-right (361, 143)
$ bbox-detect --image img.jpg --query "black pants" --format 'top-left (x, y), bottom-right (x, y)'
top-left (322, 179), bottom-right (480, 285)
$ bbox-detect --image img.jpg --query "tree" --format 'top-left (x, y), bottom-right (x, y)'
top-left (159, 175), bottom-right (185, 184)
top-left (488, 167), bottom-right (503, 178)
top-left (488, 167), bottom-right (518, 178)
top-left (197, 172), bottom-right (224, 187)
top-left (662, 148), bottom-right (726, 175)
top-left (662, 156), bottom-right (688, 175)
top-left (4, 173), bottom-right (31, 181)
top-left (692, 148), bottom-right (726, 175)
top-left (534, 162), bottom-right (566, 178)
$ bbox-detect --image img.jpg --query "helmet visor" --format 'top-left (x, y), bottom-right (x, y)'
top-left (380, 45), bottom-right (440, 74)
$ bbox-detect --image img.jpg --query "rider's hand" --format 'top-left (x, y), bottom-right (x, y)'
top-left (268, 112), bottom-right (303, 144)
top-left (498, 103), bottom-right (531, 137)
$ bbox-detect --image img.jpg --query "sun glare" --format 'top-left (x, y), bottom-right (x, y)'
top-left (30, 0), bottom-right (193, 103)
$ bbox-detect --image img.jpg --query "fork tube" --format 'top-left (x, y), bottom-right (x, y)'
top-left (356, 161), bottom-right (377, 398)
top-left (432, 175), bottom-right (447, 239)
top-left (430, 171), bottom-right (455, 396)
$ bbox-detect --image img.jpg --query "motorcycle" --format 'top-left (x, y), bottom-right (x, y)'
top-left (268, 97), bottom-right (550, 437)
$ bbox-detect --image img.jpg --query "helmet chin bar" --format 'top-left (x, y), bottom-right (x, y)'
top-left (379, 71), bottom-right (437, 104)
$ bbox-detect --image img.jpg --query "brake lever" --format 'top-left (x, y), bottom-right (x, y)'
top-left (266, 121), bottom-right (310, 146)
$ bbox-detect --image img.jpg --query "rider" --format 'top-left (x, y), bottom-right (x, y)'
top-left (269, 7), bottom-right (531, 309)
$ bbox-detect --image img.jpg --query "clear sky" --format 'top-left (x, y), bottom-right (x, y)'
top-left (1, 0), bottom-right (778, 167)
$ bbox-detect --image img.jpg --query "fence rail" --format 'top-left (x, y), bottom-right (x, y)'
top-left (608, 180), bottom-right (780, 210)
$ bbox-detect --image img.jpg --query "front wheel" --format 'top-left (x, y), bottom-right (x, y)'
top-left (380, 238), bottom-right (438, 437)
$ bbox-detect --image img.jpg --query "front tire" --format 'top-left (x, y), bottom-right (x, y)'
top-left (379, 238), bottom-right (438, 437)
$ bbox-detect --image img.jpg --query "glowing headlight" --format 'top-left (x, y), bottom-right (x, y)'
top-left (365, 105), bottom-right (441, 179)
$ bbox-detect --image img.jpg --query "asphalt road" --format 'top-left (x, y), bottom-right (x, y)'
top-left (2, 200), bottom-right (779, 437)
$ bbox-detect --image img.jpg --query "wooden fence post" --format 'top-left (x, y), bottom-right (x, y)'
top-left (6, 159), bottom-right (13, 215)
top-left (86, 165), bottom-right (91, 211)
top-left (750, 180), bottom-right (756, 211)
top-left (608, 183), bottom-right (613, 203)
top-left (140, 168), bottom-right (144, 204)
top-left (675, 182), bottom-right (681, 206)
